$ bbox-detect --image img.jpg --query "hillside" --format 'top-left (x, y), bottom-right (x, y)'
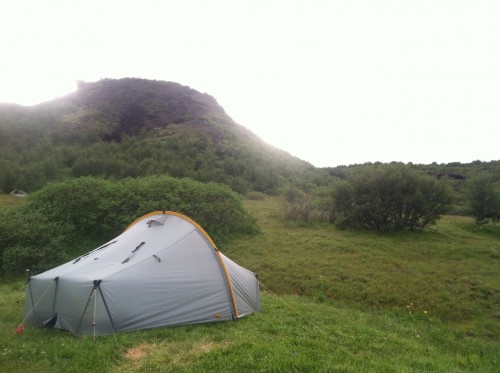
top-left (0, 78), bottom-right (320, 194)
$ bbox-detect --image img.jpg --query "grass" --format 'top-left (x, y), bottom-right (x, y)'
top-left (0, 194), bottom-right (25, 209)
top-left (226, 199), bottom-right (500, 328)
top-left (1, 196), bottom-right (499, 372)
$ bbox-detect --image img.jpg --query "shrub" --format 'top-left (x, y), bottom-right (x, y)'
top-left (465, 175), bottom-right (500, 227)
top-left (331, 164), bottom-right (452, 231)
top-left (1, 176), bottom-right (259, 274)
top-left (281, 185), bottom-right (329, 223)
top-left (0, 208), bottom-right (75, 275)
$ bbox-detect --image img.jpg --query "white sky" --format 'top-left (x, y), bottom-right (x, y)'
top-left (1, 0), bottom-right (499, 167)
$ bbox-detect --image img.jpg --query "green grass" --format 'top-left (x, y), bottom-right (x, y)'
top-left (0, 194), bottom-right (25, 209)
top-left (226, 199), bottom-right (500, 329)
top-left (1, 196), bottom-right (499, 372)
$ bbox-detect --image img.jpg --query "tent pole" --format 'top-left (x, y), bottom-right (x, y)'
top-left (214, 251), bottom-right (239, 319)
top-left (77, 283), bottom-right (98, 336)
top-left (96, 283), bottom-right (117, 334)
top-left (93, 288), bottom-right (97, 338)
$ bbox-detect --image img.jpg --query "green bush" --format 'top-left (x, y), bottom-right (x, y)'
top-left (465, 174), bottom-right (500, 227)
top-left (0, 208), bottom-right (75, 275)
top-left (331, 164), bottom-right (452, 231)
top-left (0, 176), bottom-right (259, 275)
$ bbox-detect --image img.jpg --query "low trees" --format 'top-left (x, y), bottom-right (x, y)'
top-left (330, 165), bottom-right (452, 231)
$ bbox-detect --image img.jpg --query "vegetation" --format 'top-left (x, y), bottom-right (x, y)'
top-left (0, 177), bottom-right (258, 275)
top-left (330, 164), bottom-right (452, 231)
top-left (0, 76), bottom-right (499, 370)
top-left (1, 197), bottom-right (499, 372)
top-left (0, 78), bottom-right (319, 195)
top-left (465, 174), bottom-right (500, 227)
top-left (1, 78), bottom-right (499, 224)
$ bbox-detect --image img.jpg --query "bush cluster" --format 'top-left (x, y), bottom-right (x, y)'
top-left (281, 165), bottom-right (454, 232)
top-left (331, 165), bottom-right (452, 231)
top-left (0, 176), bottom-right (259, 275)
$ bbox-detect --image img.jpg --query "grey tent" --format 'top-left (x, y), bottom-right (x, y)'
top-left (23, 211), bottom-right (260, 336)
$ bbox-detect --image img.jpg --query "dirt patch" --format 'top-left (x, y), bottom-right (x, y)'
top-left (171, 340), bottom-right (230, 365)
top-left (198, 341), bottom-right (218, 353)
top-left (124, 342), bottom-right (152, 360)
top-left (122, 339), bottom-right (231, 368)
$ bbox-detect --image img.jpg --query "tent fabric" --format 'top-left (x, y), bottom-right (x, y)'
top-left (23, 211), bottom-right (260, 336)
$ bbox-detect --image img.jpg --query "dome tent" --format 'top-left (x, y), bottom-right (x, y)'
top-left (23, 211), bottom-right (260, 336)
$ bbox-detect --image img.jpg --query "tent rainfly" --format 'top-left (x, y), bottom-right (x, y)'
top-left (22, 211), bottom-right (260, 336)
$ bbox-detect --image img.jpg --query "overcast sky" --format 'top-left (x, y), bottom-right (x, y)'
top-left (1, 0), bottom-right (499, 167)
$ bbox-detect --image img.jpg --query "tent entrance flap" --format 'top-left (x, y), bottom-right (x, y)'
top-left (41, 314), bottom-right (57, 327)
top-left (23, 279), bottom-right (57, 327)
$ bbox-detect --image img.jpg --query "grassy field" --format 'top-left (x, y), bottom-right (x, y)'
top-left (1, 196), bottom-right (499, 372)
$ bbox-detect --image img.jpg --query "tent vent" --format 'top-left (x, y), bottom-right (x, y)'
top-left (73, 240), bottom-right (117, 264)
top-left (147, 215), bottom-right (168, 227)
top-left (133, 242), bottom-right (145, 253)
top-left (122, 242), bottom-right (146, 263)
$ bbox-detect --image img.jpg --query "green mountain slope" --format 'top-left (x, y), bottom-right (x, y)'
top-left (0, 78), bottom-right (318, 193)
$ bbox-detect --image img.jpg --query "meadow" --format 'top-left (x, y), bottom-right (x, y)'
top-left (1, 196), bottom-right (499, 372)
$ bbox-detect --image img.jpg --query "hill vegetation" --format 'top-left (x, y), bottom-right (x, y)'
top-left (1, 78), bottom-right (499, 222)
top-left (0, 78), bottom-right (320, 195)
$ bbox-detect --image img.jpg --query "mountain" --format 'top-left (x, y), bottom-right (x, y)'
top-left (0, 78), bottom-right (321, 194)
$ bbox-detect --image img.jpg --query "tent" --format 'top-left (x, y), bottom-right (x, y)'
top-left (23, 211), bottom-right (260, 336)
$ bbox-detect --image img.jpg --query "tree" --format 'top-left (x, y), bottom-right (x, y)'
top-left (466, 175), bottom-right (500, 227)
top-left (331, 164), bottom-right (452, 231)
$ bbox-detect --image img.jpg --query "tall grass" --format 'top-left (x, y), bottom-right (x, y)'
top-left (226, 198), bottom-right (500, 332)
top-left (1, 196), bottom-right (499, 372)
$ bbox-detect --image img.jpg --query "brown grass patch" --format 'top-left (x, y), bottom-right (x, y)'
top-left (121, 339), bottom-right (230, 368)
top-left (197, 341), bottom-right (222, 353)
top-left (124, 342), bottom-right (152, 361)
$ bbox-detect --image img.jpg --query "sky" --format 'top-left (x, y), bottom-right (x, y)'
top-left (1, 0), bottom-right (499, 167)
